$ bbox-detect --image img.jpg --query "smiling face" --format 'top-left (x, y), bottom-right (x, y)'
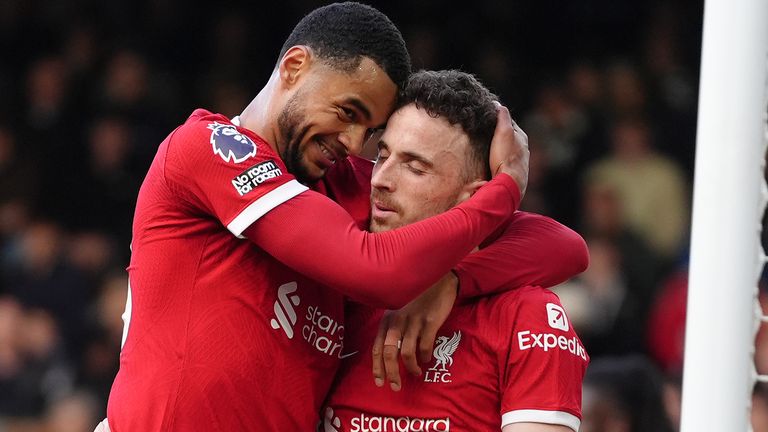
top-left (369, 104), bottom-right (482, 233)
top-left (275, 56), bottom-right (398, 184)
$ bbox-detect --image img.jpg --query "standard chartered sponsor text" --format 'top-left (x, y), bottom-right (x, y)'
top-left (303, 304), bottom-right (346, 358)
top-left (350, 414), bottom-right (450, 432)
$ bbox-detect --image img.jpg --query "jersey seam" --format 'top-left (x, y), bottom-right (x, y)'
top-left (161, 126), bottom-right (210, 217)
top-left (160, 126), bottom-right (184, 198)
top-left (166, 230), bottom-right (213, 430)
top-left (498, 292), bottom-right (521, 396)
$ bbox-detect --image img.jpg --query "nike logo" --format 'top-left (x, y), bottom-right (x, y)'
top-left (339, 351), bottom-right (358, 359)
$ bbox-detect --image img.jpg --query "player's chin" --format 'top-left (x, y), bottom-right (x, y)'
top-left (311, 152), bottom-right (338, 175)
top-left (370, 217), bottom-right (398, 233)
top-left (297, 159), bottom-right (328, 183)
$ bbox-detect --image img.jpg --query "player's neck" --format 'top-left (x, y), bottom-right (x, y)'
top-left (239, 74), bottom-right (280, 153)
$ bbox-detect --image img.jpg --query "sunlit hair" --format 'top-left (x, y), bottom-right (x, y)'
top-left (278, 2), bottom-right (411, 91)
top-left (400, 70), bottom-right (498, 180)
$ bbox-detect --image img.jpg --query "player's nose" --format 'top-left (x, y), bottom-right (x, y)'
top-left (371, 159), bottom-right (395, 191)
top-left (336, 124), bottom-right (368, 156)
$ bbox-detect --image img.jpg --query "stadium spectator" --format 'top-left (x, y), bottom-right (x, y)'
top-left (753, 384), bottom-right (768, 432)
top-left (0, 305), bottom-right (74, 420)
top-left (4, 222), bottom-right (90, 355)
top-left (554, 178), bottom-right (662, 356)
top-left (645, 267), bottom-right (688, 374)
top-left (581, 356), bottom-right (674, 432)
top-left (583, 115), bottom-right (688, 260)
top-left (44, 391), bottom-right (100, 432)
top-left (521, 82), bottom-right (590, 225)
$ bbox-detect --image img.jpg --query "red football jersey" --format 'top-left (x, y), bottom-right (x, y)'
top-left (106, 108), bottom-right (582, 431)
top-left (108, 110), bottom-right (348, 431)
top-left (325, 286), bottom-right (589, 432)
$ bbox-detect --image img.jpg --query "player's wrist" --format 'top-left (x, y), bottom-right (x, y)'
top-left (448, 269), bottom-right (461, 296)
top-left (488, 174), bottom-right (522, 212)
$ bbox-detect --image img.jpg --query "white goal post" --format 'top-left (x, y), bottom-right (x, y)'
top-left (680, 0), bottom-right (768, 430)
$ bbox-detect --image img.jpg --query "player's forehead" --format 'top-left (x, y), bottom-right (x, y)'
top-left (381, 104), bottom-right (470, 164)
top-left (320, 57), bottom-right (398, 127)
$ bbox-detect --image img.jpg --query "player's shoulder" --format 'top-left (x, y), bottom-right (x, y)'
top-left (488, 285), bottom-right (561, 311)
top-left (182, 108), bottom-right (235, 129)
top-left (176, 108), bottom-right (230, 138)
top-left (176, 109), bottom-right (272, 150)
top-left (170, 109), bottom-right (230, 145)
top-left (168, 109), bottom-right (282, 168)
top-left (508, 211), bottom-right (576, 233)
top-left (485, 286), bottom-right (571, 330)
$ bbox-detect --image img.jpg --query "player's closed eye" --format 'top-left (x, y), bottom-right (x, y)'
top-left (339, 107), bottom-right (357, 122)
top-left (405, 163), bottom-right (425, 175)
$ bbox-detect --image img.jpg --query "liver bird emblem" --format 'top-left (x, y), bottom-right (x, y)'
top-left (431, 331), bottom-right (461, 371)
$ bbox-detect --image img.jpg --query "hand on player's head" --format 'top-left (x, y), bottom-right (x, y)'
top-left (489, 103), bottom-right (529, 198)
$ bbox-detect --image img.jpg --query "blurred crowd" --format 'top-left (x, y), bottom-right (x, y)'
top-left (0, 0), bottom-right (764, 431)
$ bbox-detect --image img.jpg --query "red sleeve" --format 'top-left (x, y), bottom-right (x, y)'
top-left (453, 212), bottom-right (589, 300)
top-left (244, 174), bottom-right (521, 309)
top-left (164, 110), bottom-right (308, 236)
top-left (310, 156), bottom-right (373, 229)
top-left (498, 287), bottom-right (588, 431)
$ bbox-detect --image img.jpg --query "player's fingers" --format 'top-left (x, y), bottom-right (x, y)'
top-left (382, 343), bottom-right (401, 391)
top-left (383, 315), bottom-right (404, 347)
top-left (400, 317), bottom-right (422, 377)
top-left (489, 104), bottom-right (515, 176)
top-left (418, 320), bottom-right (441, 365)
top-left (494, 104), bottom-right (514, 146)
top-left (495, 103), bottom-right (513, 128)
top-left (512, 119), bottom-right (528, 150)
top-left (372, 314), bottom-right (390, 387)
top-left (382, 314), bottom-right (405, 391)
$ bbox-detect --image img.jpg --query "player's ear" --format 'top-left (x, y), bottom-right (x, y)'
top-left (278, 46), bottom-right (313, 88)
top-left (455, 179), bottom-right (488, 205)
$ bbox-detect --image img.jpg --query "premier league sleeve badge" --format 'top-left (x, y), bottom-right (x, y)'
top-left (208, 122), bottom-right (258, 164)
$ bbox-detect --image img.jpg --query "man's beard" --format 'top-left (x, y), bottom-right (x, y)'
top-left (369, 190), bottom-right (402, 233)
top-left (277, 92), bottom-right (313, 184)
top-left (369, 188), bottom-right (463, 233)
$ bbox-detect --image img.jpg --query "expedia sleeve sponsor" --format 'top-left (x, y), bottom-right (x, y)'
top-left (232, 160), bottom-right (283, 196)
top-left (517, 330), bottom-right (588, 362)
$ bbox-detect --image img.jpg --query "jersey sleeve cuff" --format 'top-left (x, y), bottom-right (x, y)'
top-left (452, 266), bottom-right (478, 301)
top-left (493, 173), bottom-right (522, 212)
top-left (226, 179), bottom-right (308, 237)
top-left (501, 409), bottom-right (580, 432)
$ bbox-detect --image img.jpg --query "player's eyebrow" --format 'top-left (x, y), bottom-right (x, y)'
top-left (377, 139), bottom-right (389, 152)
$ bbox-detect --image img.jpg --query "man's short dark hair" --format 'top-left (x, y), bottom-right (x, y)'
top-left (401, 70), bottom-right (498, 180)
top-left (279, 2), bottom-right (411, 91)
